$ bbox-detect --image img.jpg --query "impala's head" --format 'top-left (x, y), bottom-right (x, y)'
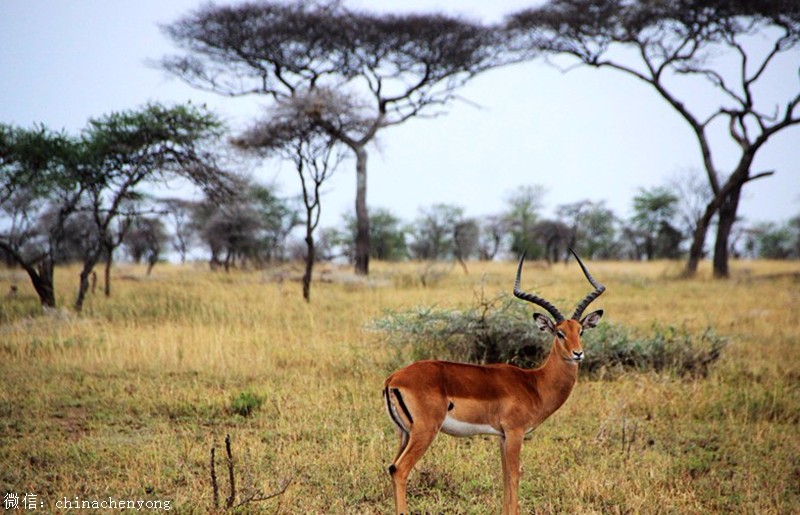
top-left (514, 248), bottom-right (605, 364)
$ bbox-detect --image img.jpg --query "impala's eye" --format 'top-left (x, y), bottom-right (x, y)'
top-left (557, 330), bottom-right (566, 340)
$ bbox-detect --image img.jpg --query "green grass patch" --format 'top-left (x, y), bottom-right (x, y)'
top-left (230, 391), bottom-right (265, 418)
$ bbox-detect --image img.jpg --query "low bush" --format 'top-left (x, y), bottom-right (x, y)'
top-left (582, 321), bottom-right (727, 378)
top-left (230, 391), bottom-right (265, 417)
top-left (370, 293), bottom-right (727, 378)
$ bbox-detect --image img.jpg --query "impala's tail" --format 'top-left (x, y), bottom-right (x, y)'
top-left (384, 386), bottom-right (412, 433)
top-left (385, 385), bottom-right (414, 475)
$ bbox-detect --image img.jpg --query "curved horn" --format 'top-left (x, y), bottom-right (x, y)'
top-left (569, 248), bottom-right (606, 320)
top-left (513, 251), bottom-right (564, 323)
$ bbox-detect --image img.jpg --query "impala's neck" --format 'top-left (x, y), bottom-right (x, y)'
top-left (529, 343), bottom-right (579, 416)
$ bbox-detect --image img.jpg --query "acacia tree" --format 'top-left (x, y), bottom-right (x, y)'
top-left (74, 103), bottom-right (231, 311)
top-left (199, 201), bottom-right (262, 270)
top-left (234, 94), bottom-right (344, 302)
top-left (408, 203), bottom-right (473, 265)
top-left (631, 186), bottom-right (682, 260)
top-left (667, 168), bottom-right (714, 252)
top-left (452, 217), bottom-right (479, 273)
top-left (557, 200), bottom-right (618, 259)
top-left (160, 1), bottom-right (506, 275)
top-left (122, 216), bottom-right (169, 275)
top-left (476, 214), bottom-right (510, 261)
top-left (505, 184), bottom-right (547, 258)
top-left (160, 197), bottom-right (198, 263)
top-left (532, 219), bottom-right (573, 263)
top-left (508, 0), bottom-right (800, 277)
top-left (335, 207), bottom-right (409, 262)
top-left (192, 182), bottom-right (299, 269)
top-left (0, 124), bottom-right (85, 308)
top-left (751, 215), bottom-right (800, 258)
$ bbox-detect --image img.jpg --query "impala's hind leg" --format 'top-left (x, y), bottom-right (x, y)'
top-left (385, 387), bottom-right (443, 515)
top-left (389, 426), bottom-right (438, 515)
top-left (392, 428), bottom-right (409, 463)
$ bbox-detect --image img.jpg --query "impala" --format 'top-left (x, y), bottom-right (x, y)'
top-left (383, 249), bottom-right (605, 514)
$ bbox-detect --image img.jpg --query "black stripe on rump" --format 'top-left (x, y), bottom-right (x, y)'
top-left (391, 388), bottom-right (414, 424)
top-left (385, 387), bottom-right (406, 431)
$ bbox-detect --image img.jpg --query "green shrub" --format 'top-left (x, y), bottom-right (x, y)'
top-left (581, 322), bottom-right (727, 378)
top-left (370, 293), bottom-right (727, 378)
top-left (230, 391), bottom-right (264, 417)
top-left (370, 293), bottom-right (547, 366)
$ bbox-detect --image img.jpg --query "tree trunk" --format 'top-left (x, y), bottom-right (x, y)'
top-left (303, 234), bottom-right (314, 303)
top-left (455, 255), bottom-right (469, 275)
top-left (104, 251), bottom-right (113, 297)
top-left (0, 242), bottom-right (58, 308)
top-left (75, 257), bottom-right (100, 312)
top-left (712, 185), bottom-right (742, 278)
top-left (685, 206), bottom-right (714, 277)
top-left (645, 237), bottom-right (654, 261)
top-left (146, 255), bottom-right (157, 276)
top-left (684, 155), bottom-right (756, 277)
top-left (353, 145), bottom-right (370, 275)
top-left (708, 153), bottom-right (758, 278)
top-left (33, 259), bottom-right (57, 309)
top-left (684, 183), bottom-right (715, 273)
top-left (224, 249), bottom-right (232, 272)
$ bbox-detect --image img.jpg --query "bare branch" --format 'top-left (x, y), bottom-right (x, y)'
top-left (225, 434), bottom-right (235, 509)
top-left (233, 478), bottom-right (293, 509)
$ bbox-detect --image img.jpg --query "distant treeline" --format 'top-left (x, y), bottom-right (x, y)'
top-left (181, 182), bottom-right (800, 267)
top-left (9, 180), bottom-right (795, 272)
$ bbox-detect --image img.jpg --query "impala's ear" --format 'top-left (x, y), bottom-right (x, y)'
top-left (533, 313), bottom-right (555, 333)
top-left (580, 309), bottom-right (604, 329)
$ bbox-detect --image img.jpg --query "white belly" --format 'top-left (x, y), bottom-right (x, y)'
top-left (440, 414), bottom-right (503, 437)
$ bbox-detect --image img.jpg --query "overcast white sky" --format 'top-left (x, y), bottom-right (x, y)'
top-left (1, 0), bottom-right (798, 232)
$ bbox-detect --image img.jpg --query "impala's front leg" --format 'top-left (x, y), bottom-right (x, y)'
top-left (500, 429), bottom-right (524, 515)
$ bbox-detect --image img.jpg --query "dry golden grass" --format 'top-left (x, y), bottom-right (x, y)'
top-left (1, 259), bottom-right (799, 513)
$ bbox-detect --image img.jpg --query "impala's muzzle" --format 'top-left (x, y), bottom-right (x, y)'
top-left (571, 350), bottom-right (584, 362)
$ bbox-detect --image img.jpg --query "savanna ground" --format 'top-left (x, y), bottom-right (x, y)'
top-left (1, 259), bottom-right (799, 514)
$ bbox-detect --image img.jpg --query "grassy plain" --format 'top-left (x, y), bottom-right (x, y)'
top-left (1, 259), bottom-right (799, 514)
